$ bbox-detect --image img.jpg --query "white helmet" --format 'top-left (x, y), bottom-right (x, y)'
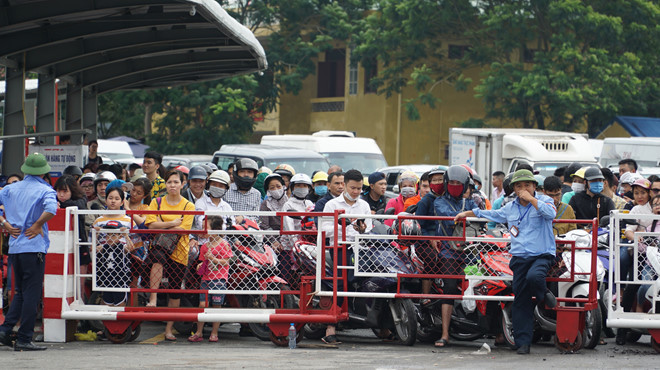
top-left (94, 171), bottom-right (117, 186)
top-left (290, 173), bottom-right (312, 187)
top-left (208, 170), bottom-right (230, 186)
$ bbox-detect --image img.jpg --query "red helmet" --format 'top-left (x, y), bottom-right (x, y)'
top-left (175, 165), bottom-right (190, 175)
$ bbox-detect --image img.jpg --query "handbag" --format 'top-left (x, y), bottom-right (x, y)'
top-left (152, 197), bottom-right (182, 256)
top-left (196, 259), bottom-right (210, 276)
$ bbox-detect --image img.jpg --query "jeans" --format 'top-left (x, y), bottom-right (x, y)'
top-left (0, 253), bottom-right (45, 343)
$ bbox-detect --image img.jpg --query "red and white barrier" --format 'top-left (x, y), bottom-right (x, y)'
top-left (43, 208), bottom-right (75, 342)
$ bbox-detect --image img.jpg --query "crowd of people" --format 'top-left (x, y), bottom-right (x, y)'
top-left (1, 150), bottom-right (659, 351)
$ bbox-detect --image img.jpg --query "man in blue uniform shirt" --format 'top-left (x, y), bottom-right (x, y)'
top-left (0, 153), bottom-right (57, 351)
top-left (455, 169), bottom-right (557, 354)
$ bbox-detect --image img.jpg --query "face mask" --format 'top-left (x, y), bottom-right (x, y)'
top-left (447, 183), bottom-right (464, 198)
top-left (208, 185), bottom-right (226, 199)
top-left (314, 185), bottom-right (328, 196)
top-left (267, 188), bottom-right (285, 200)
top-left (429, 183), bottom-right (444, 195)
top-left (571, 183), bottom-right (585, 193)
top-left (292, 187), bottom-right (309, 199)
top-left (400, 186), bottom-right (416, 198)
top-left (344, 191), bottom-right (359, 202)
top-left (235, 175), bottom-right (256, 191)
top-left (589, 182), bottom-right (604, 194)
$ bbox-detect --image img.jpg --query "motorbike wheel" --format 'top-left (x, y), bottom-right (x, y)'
top-left (449, 330), bottom-right (484, 342)
top-left (85, 291), bottom-right (106, 333)
top-left (554, 331), bottom-right (583, 353)
top-left (104, 326), bottom-right (131, 344)
top-left (303, 323), bottom-right (327, 340)
top-left (270, 327), bottom-right (303, 347)
top-left (599, 285), bottom-right (616, 338)
top-left (173, 296), bottom-right (196, 336)
top-left (651, 336), bottom-right (660, 353)
top-left (626, 330), bottom-right (642, 343)
top-left (390, 299), bottom-right (417, 346)
top-left (500, 303), bottom-right (516, 349)
top-left (248, 284), bottom-right (296, 342)
top-left (417, 324), bottom-right (442, 343)
top-left (128, 324), bottom-right (142, 342)
top-left (581, 299), bottom-right (603, 349)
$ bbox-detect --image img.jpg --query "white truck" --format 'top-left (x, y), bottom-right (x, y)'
top-left (260, 131), bottom-right (388, 174)
top-left (449, 128), bottom-right (597, 196)
top-left (599, 137), bottom-right (660, 170)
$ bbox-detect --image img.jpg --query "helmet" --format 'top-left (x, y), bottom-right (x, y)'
top-left (312, 171), bottom-right (328, 183)
top-left (620, 171), bottom-right (643, 185)
top-left (459, 164), bottom-right (476, 176)
top-left (94, 171), bottom-right (117, 186)
top-left (503, 173), bottom-right (514, 196)
top-left (573, 167), bottom-right (588, 180)
top-left (188, 166), bottom-right (208, 181)
top-left (566, 162), bottom-right (583, 178)
top-left (63, 165), bottom-right (83, 177)
top-left (443, 165), bottom-right (471, 198)
top-left (290, 173), bottom-right (313, 187)
top-left (472, 173), bottom-right (482, 186)
top-left (264, 173), bottom-right (285, 189)
top-left (259, 166), bottom-right (273, 175)
top-left (79, 172), bottom-right (96, 184)
top-left (398, 171), bottom-right (419, 185)
top-left (632, 178), bottom-right (651, 190)
top-left (174, 165), bottom-right (189, 175)
top-left (106, 179), bottom-right (126, 194)
top-left (428, 166), bottom-right (446, 177)
top-left (274, 163), bottom-right (295, 178)
top-left (233, 158), bottom-right (259, 190)
top-left (199, 164), bottom-right (212, 175)
top-left (205, 162), bottom-right (218, 172)
top-left (391, 215), bottom-right (422, 236)
top-left (208, 170), bottom-right (230, 186)
top-left (584, 167), bottom-right (604, 181)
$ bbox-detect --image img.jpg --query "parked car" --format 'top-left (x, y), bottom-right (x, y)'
top-left (212, 144), bottom-right (330, 176)
top-left (161, 154), bottom-right (214, 170)
top-left (377, 164), bottom-right (447, 198)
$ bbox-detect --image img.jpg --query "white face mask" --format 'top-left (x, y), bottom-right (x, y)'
top-left (344, 191), bottom-right (359, 202)
top-left (292, 187), bottom-right (309, 199)
top-left (400, 186), bottom-right (416, 198)
top-left (208, 185), bottom-right (226, 199)
top-left (267, 188), bottom-right (285, 200)
top-left (571, 183), bottom-right (585, 193)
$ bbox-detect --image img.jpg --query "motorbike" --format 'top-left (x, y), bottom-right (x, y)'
top-left (416, 226), bottom-right (516, 346)
top-left (295, 216), bottom-right (419, 345)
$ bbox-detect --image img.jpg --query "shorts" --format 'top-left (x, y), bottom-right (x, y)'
top-left (165, 260), bottom-right (187, 300)
top-left (79, 245), bottom-right (91, 266)
top-left (103, 291), bottom-right (127, 306)
top-left (145, 245), bottom-right (171, 266)
top-left (439, 257), bottom-right (465, 304)
top-left (200, 279), bottom-right (227, 306)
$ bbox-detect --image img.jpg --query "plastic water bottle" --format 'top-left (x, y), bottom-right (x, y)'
top-left (288, 323), bottom-right (297, 349)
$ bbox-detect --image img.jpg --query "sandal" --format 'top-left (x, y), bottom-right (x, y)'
top-left (187, 334), bottom-right (203, 342)
top-left (209, 335), bottom-right (218, 342)
top-left (164, 334), bottom-right (177, 342)
top-left (434, 338), bottom-right (450, 348)
top-left (322, 335), bottom-right (341, 344)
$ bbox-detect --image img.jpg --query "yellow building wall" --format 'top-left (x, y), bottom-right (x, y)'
top-left (596, 122), bottom-right (631, 139)
top-left (278, 46), bottom-right (489, 166)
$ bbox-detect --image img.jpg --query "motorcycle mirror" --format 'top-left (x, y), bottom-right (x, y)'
top-left (384, 207), bottom-right (396, 215)
top-left (599, 215), bottom-right (610, 228)
top-left (286, 208), bottom-right (303, 220)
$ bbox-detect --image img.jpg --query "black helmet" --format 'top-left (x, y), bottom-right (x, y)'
top-left (503, 173), bottom-right (514, 196)
top-left (188, 166), bottom-right (208, 181)
top-left (63, 165), bottom-right (83, 177)
top-left (472, 173), bottom-right (482, 186)
top-left (233, 158), bottom-right (259, 190)
top-left (443, 165), bottom-right (471, 198)
top-left (565, 162), bottom-right (583, 179)
top-left (584, 166), bottom-right (604, 181)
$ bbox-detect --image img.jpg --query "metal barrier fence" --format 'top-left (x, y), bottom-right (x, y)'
top-left (607, 211), bottom-right (660, 352)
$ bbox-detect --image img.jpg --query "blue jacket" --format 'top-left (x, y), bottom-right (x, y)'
top-left (434, 194), bottom-right (476, 260)
top-left (416, 192), bottom-right (438, 236)
top-left (0, 175), bottom-right (57, 253)
top-left (474, 192), bottom-right (557, 258)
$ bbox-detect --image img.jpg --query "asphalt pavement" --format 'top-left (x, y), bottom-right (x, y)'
top-left (2, 323), bottom-right (659, 369)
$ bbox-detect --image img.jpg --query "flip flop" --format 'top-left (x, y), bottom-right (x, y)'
top-left (434, 338), bottom-right (449, 348)
top-left (322, 335), bottom-right (341, 344)
top-left (187, 334), bottom-right (203, 342)
top-left (209, 335), bottom-right (219, 342)
top-left (164, 334), bottom-right (177, 341)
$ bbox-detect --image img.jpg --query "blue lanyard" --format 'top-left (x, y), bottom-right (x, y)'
top-left (516, 202), bottom-right (532, 225)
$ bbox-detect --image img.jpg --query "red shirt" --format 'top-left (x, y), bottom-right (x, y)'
top-left (199, 240), bottom-right (233, 281)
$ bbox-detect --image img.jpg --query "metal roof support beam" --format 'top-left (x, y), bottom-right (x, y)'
top-left (2, 66), bottom-right (26, 175)
top-left (65, 81), bottom-right (84, 145)
top-left (36, 73), bottom-right (56, 145)
top-left (83, 90), bottom-right (98, 142)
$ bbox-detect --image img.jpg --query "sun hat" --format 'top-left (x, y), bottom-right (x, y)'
top-left (21, 153), bottom-right (51, 175)
top-left (510, 169), bottom-right (537, 185)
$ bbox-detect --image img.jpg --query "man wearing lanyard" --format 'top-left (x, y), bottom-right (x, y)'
top-left (455, 169), bottom-right (557, 354)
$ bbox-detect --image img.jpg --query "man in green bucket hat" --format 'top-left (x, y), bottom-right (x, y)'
top-left (0, 153), bottom-right (57, 351)
top-left (455, 169), bottom-right (557, 354)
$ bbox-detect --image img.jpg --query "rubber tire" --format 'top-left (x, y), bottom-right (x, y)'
top-left (651, 336), bottom-right (660, 353)
top-left (270, 327), bottom-right (303, 347)
top-left (173, 296), bottom-right (196, 336)
top-left (390, 298), bottom-right (417, 346)
top-left (599, 285), bottom-right (616, 338)
top-left (500, 304), bottom-right (516, 349)
top-left (449, 330), bottom-right (484, 342)
top-left (554, 331), bottom-right (583, 353)
top-left (417, 324), bottom-right (442, 343)
top-left (582, 304), bottom-right (603, 349)
top-left (128, 324), bottom-right (142, 342)
top-left (626, 330), bottom-right (642, 343)
top-left (303, 323), bottom-right (327, 340)
top-left (248, 284), bottom-right (296, 342)
top-left (104, 326), bottom-right (131, 344)
top-left (85, 291), bottom-right (106, 333)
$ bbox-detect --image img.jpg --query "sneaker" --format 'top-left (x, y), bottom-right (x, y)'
top-left (543, 290), bottom-right (557, 309)
top-left (14, 341), bottom-right (47, 351)
top-left (516, 344), bottom-right (530, 355)
top-left (0, 331), bottom-right (13, 347)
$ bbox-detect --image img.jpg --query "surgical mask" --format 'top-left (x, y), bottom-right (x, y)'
top-left (208, 185), bottom-right (226, 199)
top-left (400, 186), bottom-right (416, 198)
top-left (447, 184), bottom-right (464, 198)
top-left (589, 182), bottom-right (604, 194)
top-left (292, 187), bottom-right (309, 199)
top-left (429, 183), bottom-right (444, 195)
top-left (344, 191), bottom-right (359, 202)
top-left (267, 188), bottom-right (285, 200)
top-left (571, 183), bottom-right (585, 193)
top-left (314, 185), bottom-right (328, 196)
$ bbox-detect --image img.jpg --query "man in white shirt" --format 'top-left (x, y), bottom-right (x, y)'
top-left (320, 169), bottom-right (372, 344)
top-left (491, 171), bottom-right (505, 202)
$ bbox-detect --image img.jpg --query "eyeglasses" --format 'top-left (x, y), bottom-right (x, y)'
top-left (82, 185), bottom-right (94, 189)
top-left (652, 188), bottom-right (660, 193)
top-left (653, 203), bottom-right (660, 208)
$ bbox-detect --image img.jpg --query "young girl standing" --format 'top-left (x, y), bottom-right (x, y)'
top-left (188, 216), bottom-right (233, 343)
